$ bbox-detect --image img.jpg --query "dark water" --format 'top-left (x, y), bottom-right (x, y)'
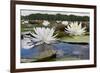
top-left (21, 42), bottom-right (89, 61)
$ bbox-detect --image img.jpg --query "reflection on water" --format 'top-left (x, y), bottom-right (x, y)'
top-left (21, 42), bottom-right (89, 63)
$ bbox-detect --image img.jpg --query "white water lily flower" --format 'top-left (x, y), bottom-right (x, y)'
top-left (56, 21), bottom-right (61, 23)
top-left (62, 21), bottom-right (68, 25)
top-left (21, 37), bottom-right (34, 49)
top-left (65, 22), bottom-right (86, 35)
top-left (42, 20), bottom-right (50, 26)
top-left (31, 27), bottom-right (57, 45)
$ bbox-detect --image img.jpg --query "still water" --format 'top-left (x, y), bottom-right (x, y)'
top-left (21, 42), bottom-right (89, 62)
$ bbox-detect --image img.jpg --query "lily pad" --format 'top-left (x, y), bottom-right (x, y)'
top-left (60, 35), bottom-right (89, 43)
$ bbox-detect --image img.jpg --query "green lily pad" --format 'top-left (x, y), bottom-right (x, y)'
top-left (60, 35), bottom-right (89, 43)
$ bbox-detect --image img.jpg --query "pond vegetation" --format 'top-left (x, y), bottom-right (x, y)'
top-left (21, 13), bottom-right (90, 63)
